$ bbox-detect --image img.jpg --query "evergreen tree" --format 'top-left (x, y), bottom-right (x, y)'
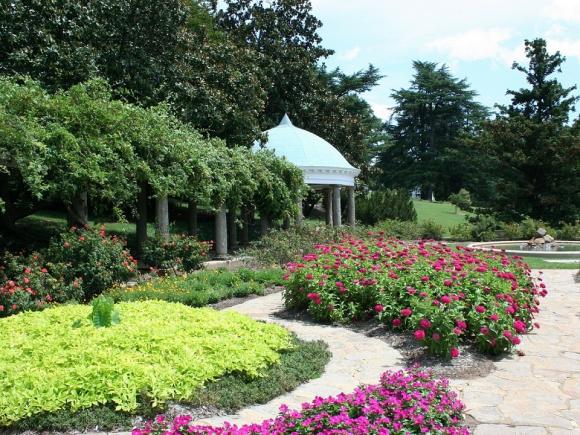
top-left (480, 38), bottom-right (579, 224)
top-left (377, 61), bottom-right (488, 200)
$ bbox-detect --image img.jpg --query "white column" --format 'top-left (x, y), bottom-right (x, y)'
top-left (155, 195), bottom-right (169, 241)
top-left (325, 187), bottom-right (333, 227)
top-left (296, 196), bottom-right (303, 226)
top-left (215, 206), bottom-right (228, 257)
top-left (348, 186), bottom-right (356, 227)
top-left (332, 186), bottom-right (342, 227)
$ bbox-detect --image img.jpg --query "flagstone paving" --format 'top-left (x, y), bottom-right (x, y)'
top-left (192, 269), bottom-right (580, 434)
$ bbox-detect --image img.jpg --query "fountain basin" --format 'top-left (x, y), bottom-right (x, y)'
top-left (468, 240), bottom-right (580, 260)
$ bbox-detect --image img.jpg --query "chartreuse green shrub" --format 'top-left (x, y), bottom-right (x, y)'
top-left (0, 301), bottom-right (291, 425)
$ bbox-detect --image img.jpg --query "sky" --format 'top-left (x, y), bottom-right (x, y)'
top-left (309, 0), bottom-right (580, 120)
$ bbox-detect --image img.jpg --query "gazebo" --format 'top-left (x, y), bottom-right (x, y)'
top-left (254, 114), bottom-right (360, 226)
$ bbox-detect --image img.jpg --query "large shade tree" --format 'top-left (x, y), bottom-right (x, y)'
top-left (478, 38), bottom-right (579, 224)
top-left (377, 61), bottom-right (488, 200)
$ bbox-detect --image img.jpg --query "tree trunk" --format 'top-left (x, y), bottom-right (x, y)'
top-left (155, 195), bottom-right (169, 241)
top-left (187, 201), bottom-right (198, 237)
top-left (260, 214), bottom-right (270, 236)
top-left (227, 207), bottom-right (238, 251)
top-left (240, 207), bottom-right (250, 245)
top-left (0, 179), bottom-right (17, 230)
top-left (66, 191), bottom-right (89, 227)
top-left (136, 182), bottom-right (148, 257)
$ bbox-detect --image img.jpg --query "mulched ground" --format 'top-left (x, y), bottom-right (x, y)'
top-left (275, 302), bottom-right (497, 380)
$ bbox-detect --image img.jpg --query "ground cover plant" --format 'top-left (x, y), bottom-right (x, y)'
top-left (106, 268), bottom-right (284, 306)
top-left (284, 236), bottom-right (546, 358)
top-left (10, 336), bottom-right (330, 432)
top-left (0, 300), bottom-right (292, 426)
top-left (134, 366), bottom-right (469, 434)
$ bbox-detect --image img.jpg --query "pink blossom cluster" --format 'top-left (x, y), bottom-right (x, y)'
top-left (284, 237), bottom-right (546, 357)
top-left (133, 367), bottom-right (469, 435)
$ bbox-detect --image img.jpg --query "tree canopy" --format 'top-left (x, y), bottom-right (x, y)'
top-left (377, 61), bottom-right (488, 200)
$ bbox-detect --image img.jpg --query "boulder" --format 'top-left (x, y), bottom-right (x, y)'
top-left (544, 234), bottom-right (555, 243)
top-left (536, 227), bottom-right (547, 237)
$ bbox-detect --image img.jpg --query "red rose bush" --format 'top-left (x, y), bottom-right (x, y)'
top-left (133, 367), bottom-right (469, 434)
top-left (283, 237), bottom-right (545, 358)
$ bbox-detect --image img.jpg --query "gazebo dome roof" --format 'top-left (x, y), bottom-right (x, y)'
top-left (253, 114), bottom-right (360, 187)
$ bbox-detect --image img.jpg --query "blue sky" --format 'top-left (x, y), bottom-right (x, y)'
top-left (310, 0), bottom-right (580, 120)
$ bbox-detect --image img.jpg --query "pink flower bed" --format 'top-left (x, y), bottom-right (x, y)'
top-left (284, 237), bottom-right (546, 358)
top-left (133, 367), bottom-right (469, 434)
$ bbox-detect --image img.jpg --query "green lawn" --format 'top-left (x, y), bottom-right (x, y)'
top-left (412, 199), bottom-right (470, 229)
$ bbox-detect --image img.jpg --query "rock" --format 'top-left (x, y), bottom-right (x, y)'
top-left (536, 227), bottom-right (547, 237)
top-left (544, 234), bottom-right (555, 243)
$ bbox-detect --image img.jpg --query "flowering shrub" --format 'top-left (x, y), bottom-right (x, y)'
top-left (141, 235), bottom-right (210, 272)
top-left (0, 252), bottom-right (82, 317)
top-left (284, 237), bottom-right (546, 358)
top-left (0, 301), bottom-right (291, 425)
top-left (133, 367), bottom-right (469, 434)
top-left (47, 226), bottom-right (137, 300)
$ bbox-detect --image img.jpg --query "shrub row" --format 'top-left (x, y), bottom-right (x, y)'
top-left (1, 226), bottom-right (211, 317)
top-left (134, 367), bottom-right (469, 435)
top-left (283, 237), bottom-right (545, 358)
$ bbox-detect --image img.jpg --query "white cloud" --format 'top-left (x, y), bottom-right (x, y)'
top-left (547, 38), bottom-right (580, 60)
top-left (370, 103), bottom-right (393, 121)
top-left (544, 0), bottom-right (580, 23)
top-left (339, 46), bottom-right (361, 61)
top-left (427, 28), bottom-right (512, 62)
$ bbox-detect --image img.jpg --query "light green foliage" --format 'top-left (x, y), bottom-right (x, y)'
top-left (0, 301), bottom-right (291, 425)
top-left (412, 200), bottom-right (470, 230)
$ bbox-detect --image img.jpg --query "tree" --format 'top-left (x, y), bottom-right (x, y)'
top-left (479, 38), bottom-right (579, 224)
top-left (214, 0), bottom-right (333, 129)
top-left (377, 61), bottom-right (488, 200)
top-left (0, 0), bottom-right (266, 145)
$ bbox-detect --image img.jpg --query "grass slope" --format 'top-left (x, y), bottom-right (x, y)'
top-left (412, 199), bottom-right (469, 229)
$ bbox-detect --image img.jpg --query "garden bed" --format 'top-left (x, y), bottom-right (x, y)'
top-left (0, 301), bottom-right (329, 433)
top-left (283, 237), bottom-right (546, 359)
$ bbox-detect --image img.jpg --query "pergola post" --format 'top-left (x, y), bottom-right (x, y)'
top-left (296, 196), bottom-right (303, 226)
top-left (332, 186), bottom-right (342, 227)
top-left (155, 195), bottom-right (170, 242)
top-left (215, 206), bottom-right (228, 257)
top-left (325, 187), bottom-right (333, 227)
top-left (348, 186), bottom-right (356, 227)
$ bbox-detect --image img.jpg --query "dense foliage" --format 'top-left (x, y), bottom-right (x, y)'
top-left (47, 226), bottom-right (137, 300)
top-left (356, 189), bottom-right (417, 225)
top-left (141, 235), bottom-right (210, 272)
top-left (478, 39), bottom-right (580, 224)
top-left (0, 301), bottom-right (292, 425)
top-left (378, 61), bottom-right (488, 200)
top-left (135, 367), bottom-right (468, 434)
top-left (9, 335), bottom-right (329, 432)
top-left (284, 237), bottom-right (545, 357)
top-left (107, 268), bottom-right (285, 306)
top-left (0, 252), bottom-right (82, 317)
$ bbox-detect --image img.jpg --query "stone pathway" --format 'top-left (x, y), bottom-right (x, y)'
top-left (453, 269), bottom-right (580, 435)
top-left (192, 291), bottom-right (404, 427)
